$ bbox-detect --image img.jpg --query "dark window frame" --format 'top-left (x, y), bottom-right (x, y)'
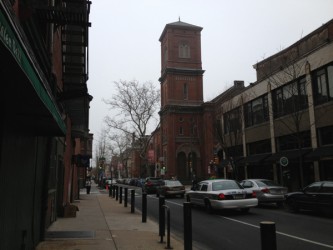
top-left (224, 107), bottom-right (242, 134)
top-left (272, 76), bottom-right (308, 118)
top-left (244, 94), bottom-right (269, 127)
top-left (312, 64), bottom-right (333, 105)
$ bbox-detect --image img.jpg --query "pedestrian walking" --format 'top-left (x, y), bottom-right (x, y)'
top-left (85, 179), bottom-right (91, 194)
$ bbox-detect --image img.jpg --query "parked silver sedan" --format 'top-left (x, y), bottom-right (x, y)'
top-left (186, 179), bottom-right (258, 213)
top-left (240, 179), bottom-right (288, 207)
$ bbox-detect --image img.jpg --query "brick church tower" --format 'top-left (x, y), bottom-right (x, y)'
top-left (159, 20), bottom-right (205, 180)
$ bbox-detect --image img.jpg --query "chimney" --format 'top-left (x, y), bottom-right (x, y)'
top-left (234, 80), bottom-right (244, 87)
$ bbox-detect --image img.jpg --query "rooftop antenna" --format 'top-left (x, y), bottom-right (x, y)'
top-left (179, 16), bottom-right (181, 21)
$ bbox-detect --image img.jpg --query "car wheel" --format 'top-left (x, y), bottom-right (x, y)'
top-left (205, 200), bottom-right (213, 214)
top-left (286, 198), bottom-right (299, 213)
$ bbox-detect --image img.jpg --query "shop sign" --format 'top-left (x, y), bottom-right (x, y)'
top-left (0, 10), bottom-right (22, 64)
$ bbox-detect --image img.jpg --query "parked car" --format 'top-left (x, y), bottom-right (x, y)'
top-left (128, 178), bottom-right (137, 186)
top-left (186, 179), bottom-right (258, 213)
top-left (240, 179), bottom-right (288, 207)
top-left (156, 180), bottom-right (186, 198)
top-left (142, 177), bottom-right (162, 194)
top-left (116, 178), bottom-right (124, 184)
top-left (136, 178), bottom-right (145, 188)
top-left (284, 181), bottom-right (333, 215)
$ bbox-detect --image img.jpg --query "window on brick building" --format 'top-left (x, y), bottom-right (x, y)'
top-left (179, 42), bottom-right (190, 58)
top-left (179, 126), bottom-right (184, 135)
top-left (183, 83), bottom-right (188, 99)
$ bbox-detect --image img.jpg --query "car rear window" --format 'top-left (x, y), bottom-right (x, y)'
top-left (256, 180), bottom-right (278, 187)
top-left (165, 180), bottom-right (183, 186)
top-left (212, 181), bottom-right (241, 191)
top-left (146, 177), bottom-right (161, 182)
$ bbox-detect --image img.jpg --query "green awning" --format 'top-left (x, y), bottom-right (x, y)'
top-left (0, 6), bottom-right (66, 135)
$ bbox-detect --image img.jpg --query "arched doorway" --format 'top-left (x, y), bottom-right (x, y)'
top-left (177, 152), bottom-right (186, 179)
top-left (176, 143), bottom-right (200, 181)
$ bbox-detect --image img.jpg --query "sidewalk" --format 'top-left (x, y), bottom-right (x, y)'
top-left (36, 184), bottom-right (184, 250)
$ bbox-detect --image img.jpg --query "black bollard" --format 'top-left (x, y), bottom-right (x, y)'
top-left (119, 186), bottom-right (123, 204)
top-left (131, 189), bottom-right (135, 213)
top-left (115, 185), bottom-right (118, 201)
top-left (260, 221), bottom-right (277, 250)
top-left (142, 192), bottom-right (147, 223)
top-left (124, 188), bottom-right (128, 207)
top-left (159, 196), bottom-right (166, 243)
top-left (163, 205), bottom-right (172, 249)
top-left (109, 184), bottom-right (112, 197)
top-left (183, 202), bottom-right (192, 250)
top-left (112, 185), bottom-right (116, 198)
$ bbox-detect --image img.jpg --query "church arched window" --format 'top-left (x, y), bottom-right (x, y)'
top-left (179, 42), bottom-right (190, 58)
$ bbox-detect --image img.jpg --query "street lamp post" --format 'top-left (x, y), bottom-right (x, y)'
top-left (111, 166), bottom-right (114, 182)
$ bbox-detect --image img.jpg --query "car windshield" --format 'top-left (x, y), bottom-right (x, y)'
top-left (255, 180), bottom-right (279, 187)
top-left (212, 181), bottom-right (241, 191)
top-left (165, 180), bottom-right (183, 187)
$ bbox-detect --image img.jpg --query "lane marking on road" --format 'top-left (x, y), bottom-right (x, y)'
top-left (165, 200), bottom-right (184, 206)
top-left (221, 216), bottom-right (333, 249)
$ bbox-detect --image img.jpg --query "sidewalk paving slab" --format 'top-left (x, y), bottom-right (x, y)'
top-left (36, 184), bottom-right (185, 250)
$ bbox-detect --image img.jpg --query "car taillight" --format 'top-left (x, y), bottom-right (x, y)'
top-left (146, 181), bottom-right (152, 186)
top-left (261, 188), bottom-right (269, 193)
top-left (252, 191), bottom-right (257, 198)
top-left (218, 193), bottom-right (225, 200)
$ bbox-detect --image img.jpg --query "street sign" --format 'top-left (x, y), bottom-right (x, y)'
top-left (280, 156), bottom-right (289, 167)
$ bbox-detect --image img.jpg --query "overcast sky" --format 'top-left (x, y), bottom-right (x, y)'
top-left (88, 0), bottom-right (333, 149)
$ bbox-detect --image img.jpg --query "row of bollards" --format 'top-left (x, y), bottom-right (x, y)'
top-left (109, 185), bottom-right (276, 250)
top-left (109, 185), bottom-right (135, 214)
top-left (181, 202), bottom-right (277, 250)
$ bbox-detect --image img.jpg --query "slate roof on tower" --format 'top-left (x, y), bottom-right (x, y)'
top-left (159, 20), bottom-right (203, 41)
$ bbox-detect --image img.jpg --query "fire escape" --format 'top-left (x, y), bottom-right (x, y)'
top-left (35, 0), bottom-right (92, 138)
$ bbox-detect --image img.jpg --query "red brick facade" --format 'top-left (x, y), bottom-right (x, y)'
top-left (158, 21), bottom-right (215, 181)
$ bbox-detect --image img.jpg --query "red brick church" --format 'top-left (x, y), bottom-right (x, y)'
top-left (156, 20), bottom-right (217, 181)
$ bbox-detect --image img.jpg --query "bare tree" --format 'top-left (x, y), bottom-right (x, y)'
top-left (94, 129), bottom-right (109, 185)
top-left (104, 80), bottom-right (160, 176)
top-left (217, 96), bottom-right (244, 180)
top-left (107, 131), bottom-right (132, 178)
top-left (210, 82), bottom-right (246, 179)
top-left (262, 48), bottom-right (312, 188)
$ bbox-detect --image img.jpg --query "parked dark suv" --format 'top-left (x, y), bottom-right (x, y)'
top-left (285, 181), bottom-right (333, 215)
top-left (142, 177), bottom-right (162, 194)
